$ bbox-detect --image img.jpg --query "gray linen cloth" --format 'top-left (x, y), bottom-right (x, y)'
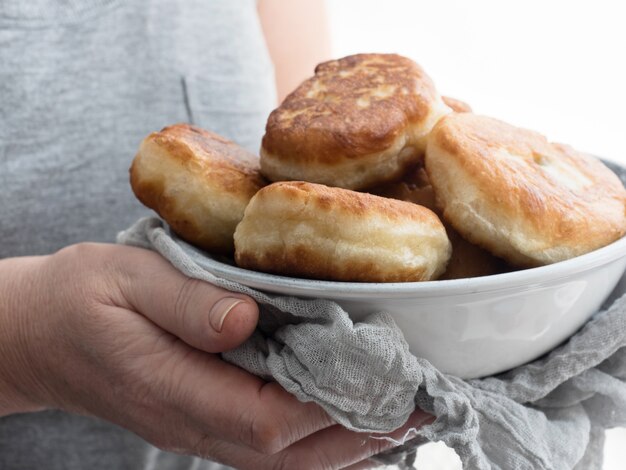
top-left (118, 217), bottom-right (626, 470)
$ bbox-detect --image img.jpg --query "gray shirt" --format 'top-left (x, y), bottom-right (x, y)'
top-left (0, 0), bottom-right (276, 467)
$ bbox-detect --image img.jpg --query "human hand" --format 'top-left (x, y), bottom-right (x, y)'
top-left (0, 243), bottom-right (431, 469)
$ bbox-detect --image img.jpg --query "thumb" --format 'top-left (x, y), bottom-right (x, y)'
top-left (117, 248), bottom-right (259, 353)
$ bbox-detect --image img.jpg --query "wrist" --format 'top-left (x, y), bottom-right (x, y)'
top-left (0, 255), bottom-right (49, 416)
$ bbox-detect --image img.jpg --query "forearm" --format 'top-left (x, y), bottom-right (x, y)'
top-left (0, 255), bottom-right (48, 416)
top-left (258, 0), bottom-right (332, 103)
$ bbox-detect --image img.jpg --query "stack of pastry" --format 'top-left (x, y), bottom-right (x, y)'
top-left (130, 53), bottom-right (626, 283)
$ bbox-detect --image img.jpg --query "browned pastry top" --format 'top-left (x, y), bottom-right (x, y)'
top-left (262, 53), bottom-right (442, 163)
top-left (426, 113), bottom-right (626, 265)
top-left (147, 124), bottom-right (266, 191)
top-left (130, 124), bottom-right (266, 254)
top-left (234, 181), bottom-right (451, 282)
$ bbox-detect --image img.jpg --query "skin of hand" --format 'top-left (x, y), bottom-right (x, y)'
top-left (0, 243), bottom-right (431, 469)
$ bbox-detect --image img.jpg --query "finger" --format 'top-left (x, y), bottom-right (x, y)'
top-left (116, 247), bottom-right (259, 353)
top-left (156, 312), bottom-right (431, 457)
top-left (101, 308), bottom-right (335, 455)
top-left (190, 409), bottom-right (431, 470)
top-left (266, 409), bottom-right (431, 469)
top-left (180, 359), bottom-right (336, 454)
top-left (128, 324), bottom-right (335, 455)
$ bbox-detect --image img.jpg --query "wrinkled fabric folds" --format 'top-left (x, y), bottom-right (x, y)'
top-left (119, 217), bottom-right (626, 470)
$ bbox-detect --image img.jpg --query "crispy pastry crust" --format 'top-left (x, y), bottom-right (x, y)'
top-left (261, 53), bottom-right (450, 190)
top-left (234, 181), bottom-right (452, 282)
top-left (425, 114), bottom-right (626, 266)
top-left (130, 124), bottom-right (266, 254)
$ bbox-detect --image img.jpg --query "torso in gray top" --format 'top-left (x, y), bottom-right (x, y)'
top-left (0, 0), bottom-right (276, 468)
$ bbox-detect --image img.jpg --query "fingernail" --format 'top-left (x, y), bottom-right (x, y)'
top-left (209, 298), bottom-right (245, 333)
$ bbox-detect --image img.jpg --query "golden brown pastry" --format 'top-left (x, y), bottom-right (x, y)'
top-left (234, 181), bottom-right (452, 282)
top-left (130, 124), bottom-right (266, 255)
top-left (425, 114), bottom-right (626, 267)
top-left (370, 166), bottom-right (509, 279)
top-left (442, 96), bottom-right (472, 113)
top-left (260, 53), bottom-right (451, 190)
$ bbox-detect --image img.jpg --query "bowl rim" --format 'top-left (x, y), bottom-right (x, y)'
top-left (185, 233), bottom-right (626, 298)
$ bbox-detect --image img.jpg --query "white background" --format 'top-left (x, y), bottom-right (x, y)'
top-left (328, 0), bottom-right (626, 165)
top-left (327, 1), bottom-right (626, 468)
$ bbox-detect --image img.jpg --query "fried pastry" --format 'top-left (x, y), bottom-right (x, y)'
top-left (425, 114), bottom-right (626, 266)
top-left (260, 53), bottom-right (451, 190)
top-left (234, 181), bottom-right (452, 282)
top-left (130, 124), bottom-right (266, 255)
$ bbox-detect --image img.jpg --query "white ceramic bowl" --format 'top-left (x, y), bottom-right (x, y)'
top-left (193, 160), bottom-right (626, 379)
